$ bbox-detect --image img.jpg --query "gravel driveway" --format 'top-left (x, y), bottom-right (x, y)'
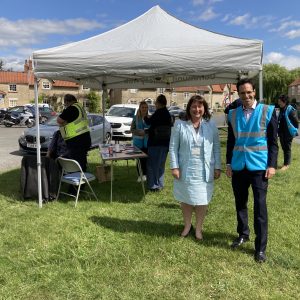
top-left (0, 126), bottom-right (25, 172)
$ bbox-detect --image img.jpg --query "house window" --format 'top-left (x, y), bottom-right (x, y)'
top-left (157, 88), bottom-right (165, 94)
top-left (297, 85), bottom-right (300, 95)
top-left (184, 92), bottom-right (190, 99)
top-left (9, 84), bottom-right (17, 92)
top-left (183, 103), bottom-right (187, 109)
top-left (129, 89), bottom-right (138, 93)
top-left (42, 81), bottom-right (50, 89)
top-left (9, 98), bottom-right (18, 107)
top-left (291, 86), bottom-right (295, 95)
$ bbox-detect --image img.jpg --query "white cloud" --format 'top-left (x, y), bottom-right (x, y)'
top-left (1, 56), bottom-right (25, 71)
top-left (290, 44), bottom-right (300, 52)
top-left (192, 0), bottom-right (205, 5)
top-left (229, 14), bottom-right (250, 26)
top-left (198, 7), bottom-right (218, 21)
top-left (191, 0), bottom-right (222, 6)
top-left (264, 52), bottom-right (300, 70)
top-left (227, 14), bottom-right (273, 29)
top-left (0, 17), bottom-right (105, 48)
top-left (285, 29), bottom-right (300, 39)
top-left (270, 19), bottom-right (300, 39)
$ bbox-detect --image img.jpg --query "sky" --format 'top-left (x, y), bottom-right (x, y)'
top-left (1, 0), bottom-right (300, 71)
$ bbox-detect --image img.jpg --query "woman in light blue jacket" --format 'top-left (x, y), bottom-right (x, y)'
top-left (169, 95), bottom-right (221, 240)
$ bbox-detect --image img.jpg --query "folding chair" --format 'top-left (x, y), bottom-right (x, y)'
top-left (56, 157), bottom-right (98, 207)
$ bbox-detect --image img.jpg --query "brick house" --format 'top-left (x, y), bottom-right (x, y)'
top-left (0, 60), bottom-right (93, 110)
top-left (288, 78), bottom-right (300, 103)
top-left (110, 84), bottom-right (238, 110)
top-left (0, 59), bottom-right (238, 111)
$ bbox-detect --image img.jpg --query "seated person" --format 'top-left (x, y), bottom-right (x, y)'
top-left (46, 130), bottom-right (68, 159)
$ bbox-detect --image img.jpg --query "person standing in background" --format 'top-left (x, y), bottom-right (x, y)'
top-left (57, 94), bottom-right (91, 171)
top-left (169, 95), bottom-right (221, 240)
top-left (131, 101), bottom-right (150, 182)
top-left (277, 94), bottom-right (299, 171)
top-left (226, 78), bottom-right (278, 263)
top-left (144, 94), bottom-right (173, 192)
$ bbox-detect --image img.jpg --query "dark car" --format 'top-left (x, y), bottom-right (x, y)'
top-left (25, 105), bottom-right (57, 123)
top-left (0, 108), bottom-right (7, 122)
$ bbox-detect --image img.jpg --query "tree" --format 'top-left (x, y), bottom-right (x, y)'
top-left (261, 64), bottom-right (291, 103)
top-left (0, 60), bottom-right (3, 71)
top-left (87, 91), bottom-right (101, 113)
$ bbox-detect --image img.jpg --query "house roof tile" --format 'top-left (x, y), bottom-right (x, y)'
top-left (0, 71), bottom-right (79, 87)
top-left (289, 78), bottom-right (300, 86)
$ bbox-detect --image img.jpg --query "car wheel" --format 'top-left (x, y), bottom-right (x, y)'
top-left (104, 132), bottom-right (111, 144)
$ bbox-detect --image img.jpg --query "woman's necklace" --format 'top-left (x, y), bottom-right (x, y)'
top-left (192, 119), bottom-right (201, 130)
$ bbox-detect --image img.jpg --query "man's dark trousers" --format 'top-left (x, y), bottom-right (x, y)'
top-left (232, 168), bottom-right (268, 253)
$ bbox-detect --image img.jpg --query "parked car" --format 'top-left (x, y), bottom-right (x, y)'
top-left (147, 104), bottom-right (156, 115)
top-left (105, 104), bottom-right (139, 138)
top-left (168, 105), bottom-right (185, 118)
top-left (0, 108), bottom-right (7, 123)
top-left (25, 105), bottom-right (57, 123)
top-left (18, 114), bottom-right (111, 154)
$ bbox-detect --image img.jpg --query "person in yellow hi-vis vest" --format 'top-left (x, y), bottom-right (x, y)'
top-left (57, 94), bottom-right (91, 171)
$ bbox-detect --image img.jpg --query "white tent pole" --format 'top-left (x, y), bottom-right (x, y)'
top-left (34, 77), bottom-right (43, 208)
top-left (102, 83), bottom-right (108, 143)
top-left (259, 69), bottom-right (263, 102)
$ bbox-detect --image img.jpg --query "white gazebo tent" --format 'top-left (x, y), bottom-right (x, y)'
top-left (32, 5), bottom-right (263, 207)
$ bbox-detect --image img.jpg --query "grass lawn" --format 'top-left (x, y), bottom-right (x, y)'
top-left (0, 141), bottom-right (299, 299)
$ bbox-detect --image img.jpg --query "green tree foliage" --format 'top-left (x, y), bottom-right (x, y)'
top-left (87, 91), bottom-right (101, 113)
top-left (262, 64), bottom-right (291, 103)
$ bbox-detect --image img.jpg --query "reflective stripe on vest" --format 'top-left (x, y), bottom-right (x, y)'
top-left (285, 105), bottom-right (298, 137)
top-left (228, 104), bottom-right (274, 171)
top-left (60, 103), bottom-right (90, 140)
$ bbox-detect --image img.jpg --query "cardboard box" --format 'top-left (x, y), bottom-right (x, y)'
top-left (96, 164), bottom-right (112, 183)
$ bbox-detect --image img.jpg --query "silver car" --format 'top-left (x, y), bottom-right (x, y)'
top-left (18, 113), bottom-right (111, 154)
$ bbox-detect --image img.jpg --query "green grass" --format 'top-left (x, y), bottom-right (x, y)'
top-left (0, 141), bottom-right (299, 299)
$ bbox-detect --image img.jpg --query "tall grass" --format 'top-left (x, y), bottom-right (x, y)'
top-left (0, 141), bottom-right (299, 299)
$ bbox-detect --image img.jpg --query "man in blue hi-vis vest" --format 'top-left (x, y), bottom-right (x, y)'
top-left (277, 94), bottom-right (299, 171)
top-left (226, 78), bottom-right (278, 263)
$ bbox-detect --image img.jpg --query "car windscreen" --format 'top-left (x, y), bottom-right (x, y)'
top-left (106, 107), bottom-right (135, 118)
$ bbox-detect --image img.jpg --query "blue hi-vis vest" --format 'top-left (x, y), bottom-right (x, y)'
top-left (284, 105), bottom-right (298, 137)
top-left (228, 104), bottom-right (274, 171)
top-left (132, 116), bottom-right (149, 149)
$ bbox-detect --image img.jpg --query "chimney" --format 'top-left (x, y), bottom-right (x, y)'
top-left (28, 59), bottom-right (33, 70)
top-left (24, 59), bottom-right (29, 72)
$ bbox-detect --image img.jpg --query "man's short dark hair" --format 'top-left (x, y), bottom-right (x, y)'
top-left (236, 78), bottom-right (255, 92)
top-left (278, 94), bottom-right (289, 103)
top-left (64, 94), bottom-right (77, 104)
top-left (156, 94), bottom-right (167, 106)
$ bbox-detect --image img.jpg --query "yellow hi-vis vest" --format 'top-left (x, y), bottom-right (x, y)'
top-left (60, 103), bottom-right (90, 140)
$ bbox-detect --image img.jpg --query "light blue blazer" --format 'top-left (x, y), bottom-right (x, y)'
top-left (169, 119), bottom-right (221, 182)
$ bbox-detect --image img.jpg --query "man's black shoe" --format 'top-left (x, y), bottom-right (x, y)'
top-left (254, 251), bottom-right (266, 263)
top-left (231, 236), bottom-right (250, 249)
